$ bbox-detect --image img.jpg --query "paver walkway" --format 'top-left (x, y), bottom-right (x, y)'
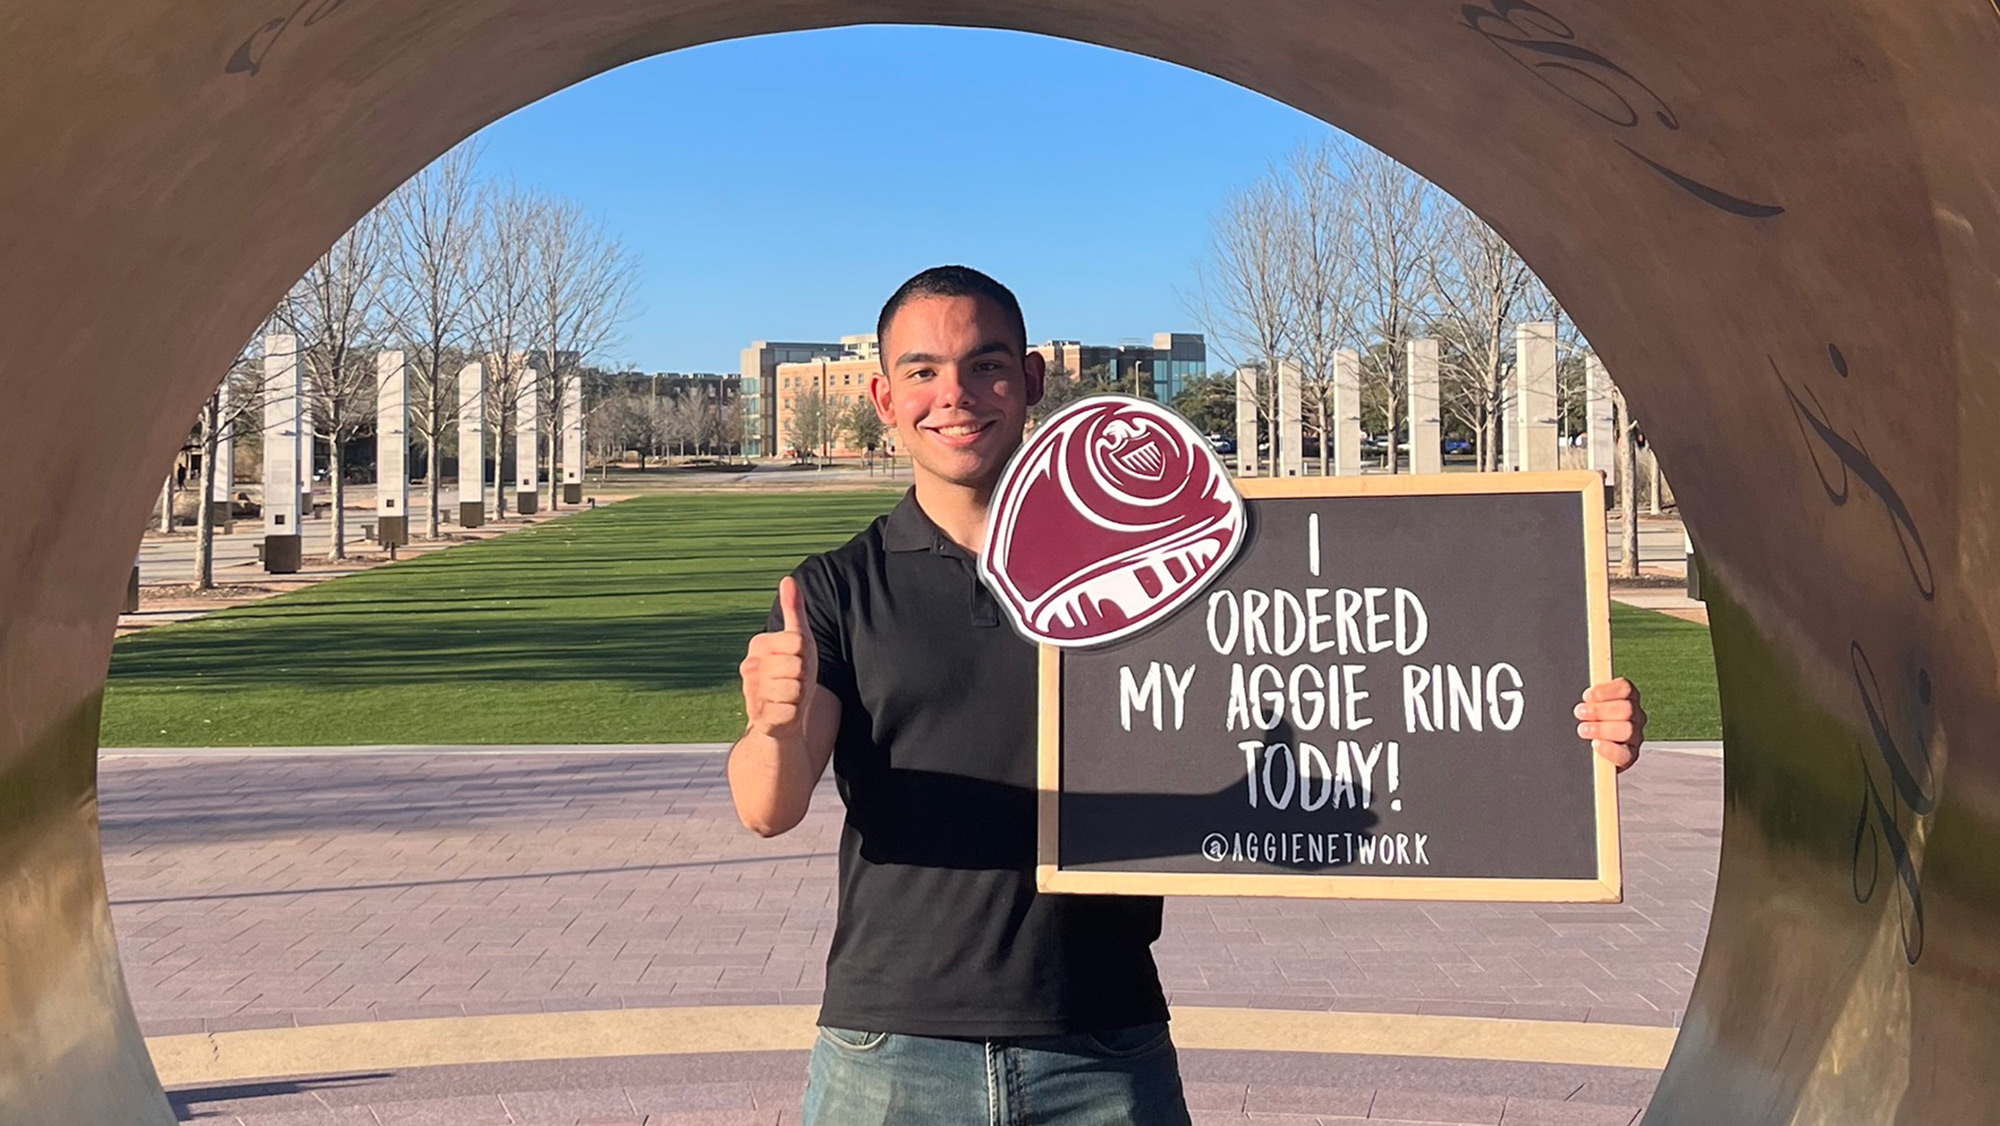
top-left (102, 749), bottom-right (1719, 1124)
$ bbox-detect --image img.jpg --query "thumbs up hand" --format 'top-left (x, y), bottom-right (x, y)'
top-left (741, 575), bottom-right (819, 739)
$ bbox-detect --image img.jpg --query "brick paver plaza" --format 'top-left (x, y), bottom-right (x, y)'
top-left (103, 748), bottom-right (1719, 1124)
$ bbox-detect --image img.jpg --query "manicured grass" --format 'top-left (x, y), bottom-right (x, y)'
top-left (102, 491), bottom-right (1723, 745)
top-left (101, 491), bottom-right (905, 746)
top-left (1610, 602), bottom-right (1721, 740)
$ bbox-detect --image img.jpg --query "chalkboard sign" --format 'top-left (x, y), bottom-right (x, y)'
top-left (1035, 472), bottom-right (1618, 902)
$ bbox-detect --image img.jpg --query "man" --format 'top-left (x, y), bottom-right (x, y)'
top-left (730, 266), bottom-right (1646, 1125)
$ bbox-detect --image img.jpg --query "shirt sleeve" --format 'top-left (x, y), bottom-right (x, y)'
top-left (763, 555), bottom-right (851, 691)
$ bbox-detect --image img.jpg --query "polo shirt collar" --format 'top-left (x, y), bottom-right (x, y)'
top-left (883, 488), bottom-right (978, 560)
top-left (882, 490), bottom-right (936, 552)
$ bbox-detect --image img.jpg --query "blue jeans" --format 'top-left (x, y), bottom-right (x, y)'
top-left (802, 1023), bottom-right (1192, 1125)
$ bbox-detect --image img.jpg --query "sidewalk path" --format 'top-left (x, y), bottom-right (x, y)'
top-left (103, 748), bottom-right (1718, 1124)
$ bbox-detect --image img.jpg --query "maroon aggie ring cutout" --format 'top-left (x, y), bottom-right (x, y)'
top-left (980, 396), bottom-right (1246, 648)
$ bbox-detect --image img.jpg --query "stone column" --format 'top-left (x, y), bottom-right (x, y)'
top-left (1585, 354), bottom-right (1617, 486)
top-left (1234, 366), bottom-right (1258, 477)
top-left (457, 362), bottom-right (485, 527)
top-left (1334, 348), bottom-right (1364, 476)
top-left (1277, 359), bottom-right (1303, 478)
top-left (1514, 322), bottom-right (1559, 472)
top-left (515, 374), bottom-right (540, 516)
top-left (374, 351), bottom-right (408, 547)
top-left (1407, 338), bottom-right (1442, 474)
top-left (562, 376), bottom-right (585, 505)
top-left (210, 382), bottom-right (233, 527)
top-left (260, 334), bottom-right (302, 573)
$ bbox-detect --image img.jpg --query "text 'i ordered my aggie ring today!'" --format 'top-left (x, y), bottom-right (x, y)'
top-left (1138, 511), bottom-right (1524, 868)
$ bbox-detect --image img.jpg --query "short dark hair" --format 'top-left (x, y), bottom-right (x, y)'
top-left (876, 265), bottom-right (1028, 359)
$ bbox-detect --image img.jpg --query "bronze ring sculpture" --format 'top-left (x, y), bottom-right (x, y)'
top-left (0, 0), bottom-right (1986, 1121)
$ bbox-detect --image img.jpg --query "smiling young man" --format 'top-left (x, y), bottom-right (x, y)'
top-left (729, 265), bottom-right (1647, 1125)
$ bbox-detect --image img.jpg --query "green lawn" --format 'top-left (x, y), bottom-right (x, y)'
top-left (1609, 601), bottom-right (1722, 741)
top-left (102, 491), bottom-right (1721, 745)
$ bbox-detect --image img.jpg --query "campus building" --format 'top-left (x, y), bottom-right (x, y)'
top-left (1031, 333), bottom-right (1206, 401)
top-left (594, 369), bottom-right (736, 404)
top-left (740, 340), bottom-right (851, 457)
top-left (757, 331), bottom-right (1206, 460)
top-left (772, 349), bottom-right (883, 459)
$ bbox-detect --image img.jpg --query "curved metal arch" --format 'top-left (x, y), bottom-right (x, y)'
top-left (3, 1), bottom-right (1998, 1122)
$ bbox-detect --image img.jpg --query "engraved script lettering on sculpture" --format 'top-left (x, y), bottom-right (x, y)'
top-left (1848, 644), bottom-right (1934, 961)
top-left (1773, 351), bottom-right (1934, 599)
top-left (1460, 0), bottom-right (1785, 219)
top-left (226, 0), bottom-right (348, 76)
top-left (1776, 344), bottom-right (1938, 963)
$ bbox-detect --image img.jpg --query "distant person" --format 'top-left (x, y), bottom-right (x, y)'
top-left (730, 265), bottom-right (1647, 1124)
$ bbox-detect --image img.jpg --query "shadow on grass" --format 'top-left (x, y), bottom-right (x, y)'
top-left (108, 492), bottom-right (904, 701)
top-left (109, 609), bottom-right (768, 690)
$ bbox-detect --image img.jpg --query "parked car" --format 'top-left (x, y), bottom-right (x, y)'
top-left (1443, 437), bottom-right (1474, 456)
top-left (1207, 435), bottom-right (1236, 455)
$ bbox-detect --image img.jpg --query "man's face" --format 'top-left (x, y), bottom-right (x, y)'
top-left (870, 294), bottom-right (1045, 493)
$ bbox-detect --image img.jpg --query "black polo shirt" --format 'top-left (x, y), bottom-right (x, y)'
top-left (769, 489), bottom-right (1167, 1037)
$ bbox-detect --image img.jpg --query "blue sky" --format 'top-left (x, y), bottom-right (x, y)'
top-left (473, 26), bottom-right (1346, 373)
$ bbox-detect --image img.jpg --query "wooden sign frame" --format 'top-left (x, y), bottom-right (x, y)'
top-left (1035, 470), bottom-right (1619, 903)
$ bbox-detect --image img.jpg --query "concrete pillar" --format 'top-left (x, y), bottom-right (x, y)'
top-left (210, 382), bottom-right (233, 527)
top-left (515, 374), bottom-right (540, 516)
top-left (1407, 338), bottom-right (1442, 474)
top-left (1585, 354), bottom-right (1617, 486)
top-left (1234, 366), bottom-right (1258, 477)
top-left (561, 376), bottom-right (584, 505)
top-left (1334, 348), bottom-right (1364, 476)
top-left (1277, 359), bottom-right (1303, 477)
top-left (260, 334), bottom-right (302, 573)
top-left (1615, 386), bottom-right (1640, 579)
top-left (457, 362), bottom-right (485, 528)
top-left (375, 350), bottom-right (408, 547)
top-left (1514, 322), bottom-right (1559, 472)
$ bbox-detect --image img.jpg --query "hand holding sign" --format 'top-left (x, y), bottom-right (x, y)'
top-left (1577, 678), bottom-right (1646, 771)
top-left (740, 575), bottom-right (818, 739)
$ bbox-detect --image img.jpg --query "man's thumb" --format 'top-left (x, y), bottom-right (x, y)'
top-left (778, 575), bottom-right (807, 636)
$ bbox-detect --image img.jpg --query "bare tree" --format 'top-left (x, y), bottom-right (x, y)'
top-left (1031, 362), bottom-right (1088, 423)
top-left (699, 396), bottom-right (736, 457)
top-left (526, 194), bottom-right (640, 509)
top-left (1344, 147), bottom-right (1437, 473)
top-left (841, 397), bottom-right (885, 454)
top-left (1427, 201), bottom-right (1554, 470)
top-left (1186, 173), bottom-right (1298, 446)
top-left (1279, 142), bottom-right (1361, 475)
top-left (666, 395), bottom-right (706, 458)
top-left (279, 202), bottom-right (391, 560)
top-left (467, 180), bottom-right (539, 520)
top-left (609, 387), bottom-right (669, 467)
top-left (585, 391), bottom-right (630, 476)
top-left (387, 143), bottom-right (482, 538)
top-left (188, 337), bottom-right (276, 589)
top-left (786, 388), bottom-right (831, 463)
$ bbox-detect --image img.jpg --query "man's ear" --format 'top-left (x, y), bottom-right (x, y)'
top-left (868, 370), bottom-right (895, 423)
top-left (1023, 349), bottom-right (1046, 408)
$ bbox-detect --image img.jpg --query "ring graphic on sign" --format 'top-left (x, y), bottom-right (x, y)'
top-left (982, 395), bottom-right (1246, 647)
top-left (1202, 834), bottom-right (1229, 863)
